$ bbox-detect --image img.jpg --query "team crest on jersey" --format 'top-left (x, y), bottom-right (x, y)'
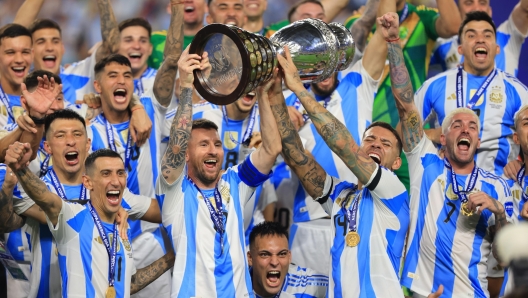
top-left (445, 183), bottom-right (479, 200)
top-left (220, 185), bottom-right (231, 204)
top-left (13, 106), bottom-right (24, 120)
top-left (224, 131), bottom-right (238, 150)
top-left (122, 239), bottom-right (132, 252)
top-left (94, 234), bottom-right (121, 252)
top-left (505, 202), bottom-right (514, 217)
top-left (489, 86), bottom-right (503, 104)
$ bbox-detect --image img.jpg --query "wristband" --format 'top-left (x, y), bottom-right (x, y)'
top-left (386, 37), bottom-right (400, 43)
top-left (30, 115), bottom-right (46, 125)
top-left (130, 106), bottom-right (144, 113)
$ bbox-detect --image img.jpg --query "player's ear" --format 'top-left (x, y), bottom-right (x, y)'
top-left (82, 174), bottom-right (93, 190)
top-left (247, 251), bottom-right (253, 266)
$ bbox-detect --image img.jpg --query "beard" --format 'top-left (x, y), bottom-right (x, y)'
top-left (311, 74), bottom-right (339, 98)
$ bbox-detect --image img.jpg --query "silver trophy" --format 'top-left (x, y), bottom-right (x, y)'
top-left (189, 18), bottom-right (355, 105)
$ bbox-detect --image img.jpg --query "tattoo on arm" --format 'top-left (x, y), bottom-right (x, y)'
top-left (97, 0), bottom-right (120, 59)
top-left (131, 251), bottom-right (175, 294)
top-left (296, 91), bottom-right (377, 184)
top-left (15, 168), bottom-right (58, 215)
top-left (153, 4), bottom-right (184, 107)
top-left (0, 188), bottom-right (25, 233)
top-left (350, 0), bottom-right (380, 53)
top-left (161, 87), bottom-right (193, 183)
top-left (387, 41), bottom-right (423, 152)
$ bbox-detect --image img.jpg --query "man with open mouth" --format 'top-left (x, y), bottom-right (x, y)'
top-left (384, 11), bottom-right (514, 298)
top-left (248, 221), bottom-right (328, 298)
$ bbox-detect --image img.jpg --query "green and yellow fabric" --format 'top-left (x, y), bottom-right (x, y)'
top-left (148, 30), bottom-right (195, 69)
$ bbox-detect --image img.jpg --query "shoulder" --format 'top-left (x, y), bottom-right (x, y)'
top-left (500, 71), bottom-right (528, 92)
top-left (478, 168), bottom-right (511, 196)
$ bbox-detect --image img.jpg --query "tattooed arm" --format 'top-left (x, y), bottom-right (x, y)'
top-left (131, 250), bottom-right (175, 294)
top-left (0, 168), bottom-right (25, 233)
top-left (379, 13), bottom-right (423, 152)
top-left (153, 1), bottom-right (184, 108)
top-left (95, 0), bottom-right (120, 62)
top-left (350, 0), bottom-right (380, 54)
top-left (277, 47), bottom-right (377, 185)
top-left (5, 142), bottom-right (62, 226)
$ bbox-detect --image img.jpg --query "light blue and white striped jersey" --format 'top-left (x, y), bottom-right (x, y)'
top-left (0, 93), bottom-right (23, 130)
top-left (133, 67), bottom-right (157, 97)
top-left (46, 201), bottom-right (136, 298)
top-left (319, 166), bottom-right (409, 298)
top-left (506, 177), bottom-right (525, 224)
top-left (415, 68), bottom-right (528, 176)
top-left (273, 59), bottom-right (379, 224)
top-left (156, 154), bottom-right (270, 297)
top-left (402, 135), bottom-right (513, 298)
top-left (431, 15), bottom-right (527, 76)
top-left (11, 166), bottom-right (151, 298)
top-left (61, 48), bottom-right (98, 102)
top-left (253, 264), bottom-right (329, 298)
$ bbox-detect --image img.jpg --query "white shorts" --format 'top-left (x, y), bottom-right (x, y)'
top-left (289, 218), bottom-right (332, 275)
top-left (130, 227), bottom-right (171, 298)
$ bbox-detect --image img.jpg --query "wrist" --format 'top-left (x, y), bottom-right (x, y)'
top-left (386, 37), bottom-right (400, 43)
top-left (29, 114), bottom-right (46, 126)
top-left (130, 106), bottom-right (144, 113)
top-left (180, 83), bottom-right (194, 89)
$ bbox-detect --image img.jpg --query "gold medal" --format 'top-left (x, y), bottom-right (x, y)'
top-left (345, 231), bottom-right (360, 247)
top-left (461, 202), bottom-right (473, 216)
top-left (106, 286), bottom-right (116, 298)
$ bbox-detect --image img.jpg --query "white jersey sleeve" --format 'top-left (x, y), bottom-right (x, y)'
top-left (496, 14), bottom-right (528, 76)
top-left (46, 201), bottom-right (86, 245)
top-left (62, 45), bottom-right (99, 101)
top-left (121, 187), bottom-right (152, 220)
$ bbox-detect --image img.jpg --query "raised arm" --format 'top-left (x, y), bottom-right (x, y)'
top-left (380, 13), bottom-right (423, 152)
top-left (350, 0), bottom-right (380, 54)
top-left (266, 69), bottom-right (327, 199)
top-left (130, 249), bottom-right (175, 294)
top-left (434, 0), bottom-right (462, 38)
top-left (160, 48), bottom-right (203, 184)
top-left (277, 47), bottom-right (377, 185)
top-left (0, 168), bottom-right (25, 233)
top-left (13, 0), bottom-right (45, 28)
top-left (5, 142), bottom-right (62, 226)
top-left (321, 0), bottom-right (349, 22)
top-left (95, 0), bottom-right (120, 62)
top-left (512, 0), bottom-right (528, 35)
top-left (153, 1), bottom-right (185, 108)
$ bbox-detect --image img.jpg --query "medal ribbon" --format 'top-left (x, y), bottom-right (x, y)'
top-left (400, 3), bottom-right (409, 23)
top-left (0, 84), bottom-right (15, 123)
top-left (39, 150), bottom-right (51, 178)
top-left (221, 104), bottom-right (257, 146)
top-left (87, 201), bottom-right (118, 287)
top-left (187, 177), bottom-right (225, 250)
top-left (342, 188), bottom-right (361, 233)
top-left (103, 115), bottom-right (133, 169)
top-left (444, 158), bottom-right (479, 204)
top-left (456, 65), bottom-right (497, 109)
top-left (517, 165), bottom-right (528, 202)
top-left (48, 168), bottom-right (87, 201)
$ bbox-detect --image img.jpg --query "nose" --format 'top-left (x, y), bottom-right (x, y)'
top-left (270, 254), bottom-right (279, 267)
top-left (132, 39), bottom-right (141, 50)
top-left (65, 133), bottom-right (76, 146)
top-left (13, 52), bottom-right (24, 64)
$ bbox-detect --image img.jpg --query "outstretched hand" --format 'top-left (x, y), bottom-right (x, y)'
top-left (5, 142), bottom-right (32, 172)
top-left (276, 46), bottom-right (303, 93)
top-left (178, 46), bottom-right (205, 88)
top-left (377, 12), bottom-right (400, 41)
top-left (21, 75), bottom-right (62, 118)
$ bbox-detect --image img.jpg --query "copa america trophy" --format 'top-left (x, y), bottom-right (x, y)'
top-left (189, 18), bottom-right (355, 105)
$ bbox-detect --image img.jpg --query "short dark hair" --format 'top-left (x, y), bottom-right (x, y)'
top-left (94, 54), bottom-right (131, 78)
top-left (118, 18), bottom-right (152, 38)
top-left (85, 149), bottom-right (123, 175)
top-left (192, 119), bottom-right (219, 131)
top-left (45, 109), bottom-right (86, 137)
top-left (363, 121), bottom-right (403, 155)
top-left (287, 0), bottom-right (324, 22)
top-left (249, 222), bottom-right (289, 250)
top-left (24, 70), bottom-right (62, 92)
top-left (0, 24), bottom-right (32, 45)
top-left (458, 11), bottom-right (496, 41)
top-left (28, 19), bottom-right (62, 36)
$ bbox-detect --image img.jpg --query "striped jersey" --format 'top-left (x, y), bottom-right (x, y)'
top-left (320, 166), bottom-right (409, 298)
top-left (133, 67), bottom-right (157, 97)
top-left (61, 47), bottom-right (98, 102)
top-left (506, 177), bottom-right (526, 223)
top-left (274, 59), bottom-right (378, 224)
top-left (431, 15), bottom-right (527, 76)
top-left (11, 166), bottom-right (151, 298)
top-left (253, 264), bottom-right (329, 298)
top-left (46, 201), bottom-right (136, 298)
top-left (415, 67), bottom-right (528, 176)
top-left (402, 135), bottom-right (513, 298)
top-left (156, 154), bottom-right (271, 297)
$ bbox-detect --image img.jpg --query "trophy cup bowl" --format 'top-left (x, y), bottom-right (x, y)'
top-left (189, 18), bottom-right (354, 105)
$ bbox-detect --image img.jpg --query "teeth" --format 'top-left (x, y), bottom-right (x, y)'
top-left (205, 159), bottom-right (217, 163)
top-left (44, 55), bottom-right (56, 59)
top-left (12, 67), bottom-right (24, 71)
top-left (107, 190), bottom-right (119, 195)
top-left (115, 89), bottom-right (126, 93)
top-left (227, 21), bottom-right (237, 25)
top-left (247, 92), bottom-right (256, 96)
top-left (460, 138), bottom-right (469, 142)
top-left (269, 271), bottom-right (279, 274)
top-left (66, 152), bottom-right (77, 156)
top-left (184, 6), bottom-right (194, 11)
top-left (129, 53), bottom-right (141, 58)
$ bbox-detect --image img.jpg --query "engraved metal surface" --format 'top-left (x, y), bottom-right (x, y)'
top-left (328, 22), bottom-right (355, 71)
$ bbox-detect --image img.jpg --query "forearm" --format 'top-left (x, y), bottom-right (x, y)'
top-left (14, 167), bottom-right (61, 221)
top-left (96, 0), bottom-right (120, 61)
top-left (13, 0), bottom-right (45, 28)
top-left (131, 250), bottom-right (175, 294)
top-left (294, 89), bottom-right (377, 184)
top-left (0, 129), bottom-right (22, 163)
top-left (321, 0), bottom-right (349, 22)
top-left (161, 87), bottom-right (193, 184)
top-left (252, 95), bottom-right (281, 173)
top-left (0, 187), bottom-right (25, 233)
top-left (154, 3), bottom-right (184, 107)
top-left (435, 0), bottom-right (462, 38)
top-left (512, 0), bottom-right (528, 35)
top-left (351, 0), bottom-right (380, 53)
top-left (387, 41), bottom-right (423, 152)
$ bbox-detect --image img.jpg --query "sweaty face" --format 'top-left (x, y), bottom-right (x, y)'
top-left (45, 119), bottom-right (90, 178)
top-left (94, 62), bottom-right (134, 115)
top-left (458, 0), bottom-right (491, 19)
top-left (360, 126), bottom-right (402, 170)
top-left (441, 112), bottom-right (481, 166)
top-left (207, 0), bottom-right (245, 27)
top-left (458, 20), bottom-right (499, 75)
top-left (311, 72), bottom-right (338, 98)
top-left (290, 2), bottom-right (325, 22)
top-left (0, 36), bottom-right (32, 91)
top-left (186, 128), bottom-right (224, 187)
top-left (32, 28), bottom-right (64, 75)
top-left (118, 26), bottom-right (152, 77)
top-left (248, 235), bottom-right (291, 297)
top-left (244, 0), bottom-right (267, 19)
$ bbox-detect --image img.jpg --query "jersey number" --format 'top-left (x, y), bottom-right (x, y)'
top-left (224, 151), bottom-right (238, 170)
top-left (334, 214), bottom-right (347, 237)
top-left (444, 201), bottom-right (456, 223)
top-left (275, 208), bottom-right (290, 229)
